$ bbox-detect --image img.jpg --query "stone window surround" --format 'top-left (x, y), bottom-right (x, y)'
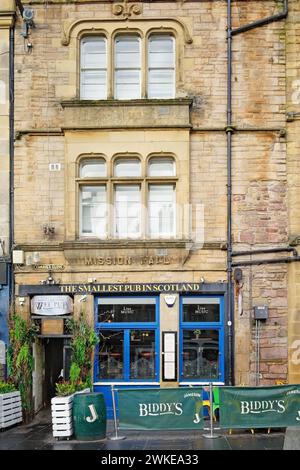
top-left (60, 18), bottom-right (192, 101)
top-left (76, 152), bottom-right (179, 240)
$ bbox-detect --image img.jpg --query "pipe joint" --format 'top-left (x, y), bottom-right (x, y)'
top-left (225, 125), bottom-right (235, 134)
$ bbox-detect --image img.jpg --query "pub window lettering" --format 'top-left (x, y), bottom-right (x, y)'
top-left (78, 154), bottom-right (177, 239)
top-left (80, 34), bottom-right (175, 100)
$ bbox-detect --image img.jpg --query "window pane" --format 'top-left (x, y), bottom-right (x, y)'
top-left (115, 36), bottom-right (140, 67)
top-left (182, 298), bottom-right (220, 323)
top-left (81, 83), bottom-right (107, 100)
top-left (81, 70), bottom-right (106, 85)
top-left (182, 330), bottom-right (219, 379)
top-left (99, 330), bottom-right (124, 379)
top-left (148, 157), bottom-right (175, 176)
top-left (115, 71), bottom-right (141, 99)
top-left (115, 185), bottom-right (141, 237)
top-left (149, 36), bottom-right (174, 54)
top-left (114, 158), bottom-right (141, 177)
top-left (148, 184), bottom-right (175, 237)
top-left (80, 37), bottom-right (107, 99)
top-left (80, 185), bottom-right (106, 236)
top-left (80, 159), bottom-right (107, 177)
top-left (148, 35), bottom-right (175, 99)
top-left (98, 299), bottom-right (156, 323)
top-left (130, 330), bottom-right (155, 380)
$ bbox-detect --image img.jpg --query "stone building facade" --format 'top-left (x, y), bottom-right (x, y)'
top-left (2, 0), bottom-right (300, 413)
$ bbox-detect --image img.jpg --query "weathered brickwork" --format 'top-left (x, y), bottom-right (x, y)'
top-left (11, 1), bottom-right (298, 387)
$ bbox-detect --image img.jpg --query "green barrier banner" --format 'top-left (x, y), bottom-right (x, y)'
top-left (220, 385), bottom-right (300, 429)
top-left (118, 387), bottom-right (203, 430)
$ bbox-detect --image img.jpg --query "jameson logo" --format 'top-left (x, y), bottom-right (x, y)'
top-left (240, 400), bottom-right (286, 415)
top-left (139, 402), bottom-right (183, 417)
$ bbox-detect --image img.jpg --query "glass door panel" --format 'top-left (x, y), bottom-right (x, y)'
top-left (99, 329), bottom-right (124, 379)
top-left (130, 330), bottom-right (156, 379)
top-left (182, 329), bottom-right (219, 380)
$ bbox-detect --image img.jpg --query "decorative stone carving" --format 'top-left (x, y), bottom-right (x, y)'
top-left (112, 1), bottom-right (142, 19)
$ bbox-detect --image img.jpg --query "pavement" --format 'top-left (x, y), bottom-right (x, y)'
top-left (0, 409), bottom-right (286, 450)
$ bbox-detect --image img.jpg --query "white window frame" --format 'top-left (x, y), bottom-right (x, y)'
top-left (147, 34), bottom-right (175, 99)
top-left (80, 37), bottom-right (107, 100)
top-left (77, 155), bottom-right (177, 240)
top-left (114, 35), bottom-right (142, 100)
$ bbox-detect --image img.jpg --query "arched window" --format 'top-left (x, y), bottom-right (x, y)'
top-left (148, 156), bottom-right (175, 176)
top-left (80, 37), bottom-right (107, 100)
top-left (148, 35), bottom-right (175, 99)
top-left (114, 157), bottom-right (141, 177)
top-left (80, 158), bottom-right (107, 177)
top-left (79, 158), bottom-right (107, 237)
top-left (147, 157), bottom-right (176, 237)
top-left (114, 35), bottom-right (141, 99)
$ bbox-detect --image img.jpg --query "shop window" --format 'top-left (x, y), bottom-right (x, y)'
top-left (182, 329), bottom-right (220, 380)
top-left (182, 298), bottom-right (220, 323)
top-left (99, 330), bottom-right (124, 379)
top-left (96, 297), bottom-right (159, 382)
top-left (180, 297), bottom-right (224, 383)
top-left (130, 330), bottom-right (155, 380)
top-left (98, 298), bottom-right (156, 323)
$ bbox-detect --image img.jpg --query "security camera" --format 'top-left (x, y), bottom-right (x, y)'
top-left (79, 295), bottom-right (87, 302)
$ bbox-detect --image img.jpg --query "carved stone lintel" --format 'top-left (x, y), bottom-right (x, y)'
top-left (112, 1), bottom-right (142, 20)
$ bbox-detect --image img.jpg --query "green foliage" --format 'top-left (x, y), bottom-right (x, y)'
top-left (7, 314), bottom-right (38, 421)
top-left (55, 314), bottom-right (98, 397)
top-left (55, 381), bottom-right (76, 397)
top-left (66, 314), bottom-right (98, 388)
top-left (55, 380), bottom-right (89, 397)
top-left (0, 381), bottom-right (17, 394)
top-left (70, 362), bottom-right (81, 385)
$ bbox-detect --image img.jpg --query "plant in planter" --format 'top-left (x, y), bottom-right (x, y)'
top-left (7, 314), bottom-right (38, 424)
top-left (51, 314), bottom-right (98, 439)
top-left (66, 313), bottom-right (99, 389)
top-left (0, 381), bottom-right (22, 430)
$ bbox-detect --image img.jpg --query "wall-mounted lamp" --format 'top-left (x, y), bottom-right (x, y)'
top-left (40, 271), bottom-right (60, 285)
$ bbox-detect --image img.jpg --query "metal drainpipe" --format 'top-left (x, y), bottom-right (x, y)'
top-left (226, 0), bottom-right (234, 386)
top-left (232, 247), bottom-right (298, 257)
top-left (226, 0), bottom-right (288, 386)
top-left (9, 25), bottom-right (15, 308)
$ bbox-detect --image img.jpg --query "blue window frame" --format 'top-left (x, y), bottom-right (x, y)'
top-left (94, 296), bottom-right (160, 382)
top-left (179, 296), bottom-right (225, 383)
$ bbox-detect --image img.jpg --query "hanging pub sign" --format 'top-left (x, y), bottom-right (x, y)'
top-left (31, 295), bottom-right (73, 316)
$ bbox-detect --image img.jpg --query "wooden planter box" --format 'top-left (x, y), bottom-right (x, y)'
top-left (51, 389), bottom-right (90, 439)
top-left (51, 394), bottom-right (74, 439)
top-left (0, 391), bottom-right (22, 429)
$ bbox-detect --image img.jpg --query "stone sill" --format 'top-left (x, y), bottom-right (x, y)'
top-left (15, 241), bottom-right (225, 251)
top-left (62, 239), bottom-right (192, 250)
top-left (60, 98), bottom-right (193, 108)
